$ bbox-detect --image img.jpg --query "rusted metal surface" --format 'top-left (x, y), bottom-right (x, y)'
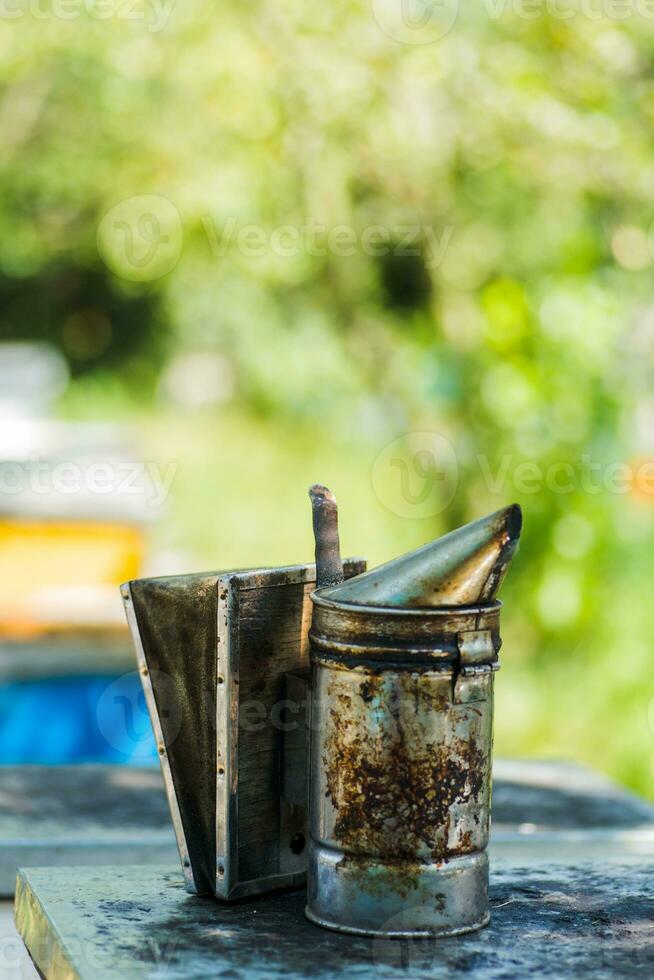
top-left (309, 595), bottom-right (501, 661)
top-left (306, 597), bottom-right (500, 937)
top-left (320, 504), bottom-right (522, 607)
top-left (303, 500), bottom-right (520, 935)
top-left (316, 667), bottom-right (491, 861)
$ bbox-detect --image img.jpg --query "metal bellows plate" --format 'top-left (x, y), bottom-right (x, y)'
top-left (121, 558), bottom-right (365, 900)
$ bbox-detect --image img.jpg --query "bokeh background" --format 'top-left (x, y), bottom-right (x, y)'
top-left (1, 1), bottom-right (654, 795)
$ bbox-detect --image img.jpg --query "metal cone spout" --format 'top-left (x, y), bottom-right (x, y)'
top-left (319, 503), bottom-right (522, 607)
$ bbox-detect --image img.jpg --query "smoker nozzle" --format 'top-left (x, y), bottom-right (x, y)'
top-left (315, 502), bottom-right (522, 608)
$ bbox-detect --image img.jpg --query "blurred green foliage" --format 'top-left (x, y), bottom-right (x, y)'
top-left (2, 3), bottom-right (654, 794)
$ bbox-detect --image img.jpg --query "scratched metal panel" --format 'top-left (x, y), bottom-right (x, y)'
top-left (123, 558), bottom-right (365, 901)
top-left (126, 573), bottom-right (220, 894)
top-left (235, 579), bottom-right (314, 883)
top-left (217, 559), bottom-right (366, 898)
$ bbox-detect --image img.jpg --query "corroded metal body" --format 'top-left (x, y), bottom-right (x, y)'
top-left (306, 593), bottom-right (501, 937)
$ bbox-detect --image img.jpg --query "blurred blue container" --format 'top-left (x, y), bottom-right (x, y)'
top-left (0, 673), bottom-right (158, 765)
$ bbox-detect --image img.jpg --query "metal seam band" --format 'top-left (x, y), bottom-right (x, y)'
top-left (309, 632), bottom-right (457, 659)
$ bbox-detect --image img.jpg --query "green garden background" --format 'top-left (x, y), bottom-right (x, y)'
top-left (2, 2), bottom-right (654, 794)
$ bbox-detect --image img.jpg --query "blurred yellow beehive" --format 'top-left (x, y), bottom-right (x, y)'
top-left (0, 518), bottom-right (145, 638)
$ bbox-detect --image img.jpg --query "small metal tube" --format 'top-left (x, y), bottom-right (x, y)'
top-left (309, 484), bottom-right (344, 590)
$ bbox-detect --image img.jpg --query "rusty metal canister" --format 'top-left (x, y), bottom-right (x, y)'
top-left (305, 592), bottom-right (501, 938)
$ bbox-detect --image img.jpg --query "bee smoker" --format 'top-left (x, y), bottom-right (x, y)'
top-left (305, 489), bottom-right (521, 937)
top-left (121, 482), bottom-right (519, 935)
